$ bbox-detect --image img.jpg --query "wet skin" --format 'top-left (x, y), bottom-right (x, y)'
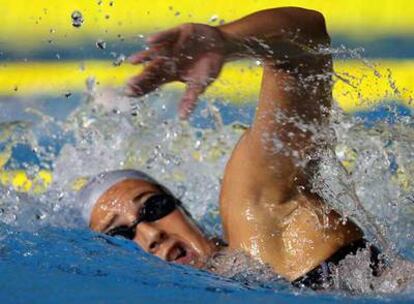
top-left (90, 7), bottom-right (364, 281)
top-left (90, 179), bottom-right (216, 268)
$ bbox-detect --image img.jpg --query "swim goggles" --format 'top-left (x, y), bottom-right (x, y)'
top-left (105, 194), bottom-right (180, 239)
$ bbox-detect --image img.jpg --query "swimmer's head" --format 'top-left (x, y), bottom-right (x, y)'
top-left (79, 169), bottom-right (216, 267)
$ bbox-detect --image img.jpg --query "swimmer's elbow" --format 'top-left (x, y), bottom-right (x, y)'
top-left (307, 9), bottom-right (330, 42)
top-left (273, 7), bottom-right (331, 43)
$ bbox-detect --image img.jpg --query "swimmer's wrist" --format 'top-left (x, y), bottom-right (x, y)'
top-left (217, 25), bottom-right (280, 61)
top-left (216, 26), bottom-right (249, 61)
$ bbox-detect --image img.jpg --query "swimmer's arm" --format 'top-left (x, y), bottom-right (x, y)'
top-left (218, 7), bottom-right (330, 62)
top-left (220, 8), bottom-right (333, 200)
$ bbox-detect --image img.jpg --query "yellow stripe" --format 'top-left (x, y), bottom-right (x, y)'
top-left (1, 60), bottom-right (413, 111)
top-left (2, 0), bottom-right (414, 50)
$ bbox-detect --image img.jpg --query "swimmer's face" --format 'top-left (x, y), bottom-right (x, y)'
top-left (89, 179), bottom-right (215, 268)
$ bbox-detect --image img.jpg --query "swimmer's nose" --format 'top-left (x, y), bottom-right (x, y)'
top-left (135, 223), bottom-right (168, 254)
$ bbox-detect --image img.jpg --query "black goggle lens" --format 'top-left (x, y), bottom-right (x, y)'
top-left (106, 194), bottom-right (179, 239)
top-left (139, 194), bottom-right (177, 222)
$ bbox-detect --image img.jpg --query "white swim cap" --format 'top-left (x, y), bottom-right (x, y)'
top-left (78, 169), bottom-right (159, 223)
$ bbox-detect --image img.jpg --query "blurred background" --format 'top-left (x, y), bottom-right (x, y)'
top-left (1, 0), bottom-right (413, 191)
top-left (1, 0), bottom-right (414, 106)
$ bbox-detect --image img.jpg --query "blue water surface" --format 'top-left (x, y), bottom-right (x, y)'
top-left (1, 224), bottom-right (412, 304)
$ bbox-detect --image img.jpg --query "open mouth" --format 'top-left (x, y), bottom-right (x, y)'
top-left (170, 243), bottom-right (197, 265)
top-left (175, 246), bottom-right (187, 260)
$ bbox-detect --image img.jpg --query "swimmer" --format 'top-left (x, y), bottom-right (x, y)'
top-left (80, 7), bottom-right (381, 289)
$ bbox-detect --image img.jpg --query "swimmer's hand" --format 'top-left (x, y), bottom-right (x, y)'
top-left (127, 24), bottom-right (227, 119)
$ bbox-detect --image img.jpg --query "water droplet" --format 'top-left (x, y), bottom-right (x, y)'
top-left (13, 85), bottom-right (18, 92)
top-left (117, 34), bottom-right (124, 41)
top-left (109, 1), bottom-right (114, 6)
top-left (96, 39), bottom-right (106, 50)
top-left (112, 54), bottom-right (125, 66)
top-left (209, 15), bottom-right (218, 22)
top-left (85, 77), bottom-right (96, 93)
top-left (105, 14), bottom-right (110, 19)
top-left (36, 212), bottom-right (47, 220)
top-left (175, 11), bottom-right (180, 16)
top-left (71, 10), bottom-right (84, 28)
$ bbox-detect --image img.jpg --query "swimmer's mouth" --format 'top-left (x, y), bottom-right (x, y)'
top-left (169, 243), bottom-right (197, 265)
top-left (175, 246), bottom-right (187, 260)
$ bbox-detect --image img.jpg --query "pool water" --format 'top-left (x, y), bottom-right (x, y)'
top-left (2, 225), bottom-right (411, 304)
top-left (0, 87), bottom-right (413, 303)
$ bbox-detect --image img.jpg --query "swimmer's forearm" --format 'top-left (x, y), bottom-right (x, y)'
top-left (218, 7), bottom-right (330, 62)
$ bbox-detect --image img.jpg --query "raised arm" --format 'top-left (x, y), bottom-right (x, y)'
top-left (218, 7), bottom-right (333, 200)
top-left (127, 7), bottom-right (332, 197)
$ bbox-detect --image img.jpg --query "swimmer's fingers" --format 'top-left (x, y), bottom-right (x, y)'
top-left (128, 45), bottom-right (167, 65)
top-left (178, 54), bottom-right (224, 119)
top-left (147, 27), bottom-right (180, 45)
top-left (128, 49), bottom-right (155, 65)
top-left (126, 58), bottom-right (174, 96)
top-left (179, 84), bottom-right (205, 120)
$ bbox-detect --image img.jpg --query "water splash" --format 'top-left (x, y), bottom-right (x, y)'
top-left (0, 49), bottom-right (413, 297)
